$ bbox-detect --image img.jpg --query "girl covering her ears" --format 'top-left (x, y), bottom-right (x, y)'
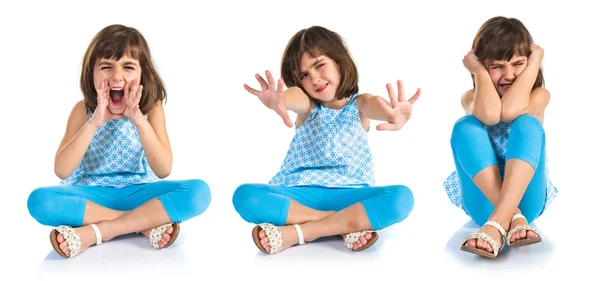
top-left (233, 25), bottom-right (420, 254)
top-left (27, 24), bottom-right (211, 258)
top-left (443, 16), bottom-right (558, 259)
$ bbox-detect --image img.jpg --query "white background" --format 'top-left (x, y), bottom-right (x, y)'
top-left (1, 0), bottom-right (598, 280)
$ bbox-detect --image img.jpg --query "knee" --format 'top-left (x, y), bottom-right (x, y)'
top-left (27, 188), bottom-right (56, 226)
top-left (387, 185), bottom-right (415, 223)
top-left (232, 184), bottom-right (262, 221)
top-left (185, 179), bottom-right (212, 216)
top-left (451, 115), bottom-right (485, 143)
top-left (511, 114), bottom-right (544, 135)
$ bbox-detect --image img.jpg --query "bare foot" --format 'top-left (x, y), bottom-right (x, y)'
top-left (465, 224), bottom-right (504, 253)
top-left (141, 224), bottom-right (175, 249)
top-left (343, 232), bottom-right (374, 250)
top-left (508, 216), bottom-right (538, 244)
top-left (257, 225), bottom-right (299, 253)
top-left (55, 226), bottom-right (98, 257)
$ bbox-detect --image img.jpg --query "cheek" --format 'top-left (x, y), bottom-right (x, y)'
top-left (300, 79), bottom-right (312, 92)
top-left (514, 67), bottom-right (526, 77)
top-left (488, 70), bottom-right (502, 85)
top-left (126, 71), bottom-right (142, 82)
top-left (93, 72), bottom-right (106, 87)
top-left (326, 67), bottom-right (341, 84)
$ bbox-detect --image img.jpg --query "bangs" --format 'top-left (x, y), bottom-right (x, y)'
top-left (476, 25), bottom-right (532, 62)
top-left (95, 32), bottom-right (143, 62)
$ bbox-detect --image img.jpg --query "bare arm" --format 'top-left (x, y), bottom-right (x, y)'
top-left (357, 80), bottom-right (421, 131)
top-left (283, 85), bottom-right (311, 110)
top-left (510, 87), bottom-right (549, 123)
top-left (357, 93), bottom-right (391, 121)
top-left (54, 100), bottom-right (98, 179)
top-left (131, 101), bottom-right (173, 178)
top-left (500, 45), bottom-right (544, 122)
top-left (471, 70), bottom-right (502, 125)
top-left (463, 50), bottom-right (501, 125)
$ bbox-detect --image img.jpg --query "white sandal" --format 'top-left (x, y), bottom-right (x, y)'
top-left (148, 222), bottom-right (180, 249)
top-left (460, 221), bottom-right (507, 258)
top-left (251, 223), bottom-right (305, 254)
top-left (49, 224), bottom-right (102, 258)
top-left (507, 214), bottom-right (542, 248)
top-left (344, 230), bottom-right (379, 251)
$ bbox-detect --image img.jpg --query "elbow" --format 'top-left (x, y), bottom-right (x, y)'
top-left (500, 106), bottom-right (526, 123)
top-left (154, 162), bottom-right (172, 179)
top-left (473, 108), bottom-right (501, 126)
top-left (54, 167), bottom-right (70, 180)
top-left (156, 169), bottom-right (171, 179)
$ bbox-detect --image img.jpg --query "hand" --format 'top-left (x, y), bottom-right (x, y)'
top-left (123, 79), bottom-right (143, 124)
top-left (90, 80), bottom-right (122, 128)
top-left (463, 49), bottom-right (486, 74)
top-left (528, 44), bottom-right (544, 67)
top-left (375, 80), bottom-right (421, 131)
top-left (244, 70), bottom-right (293, 128)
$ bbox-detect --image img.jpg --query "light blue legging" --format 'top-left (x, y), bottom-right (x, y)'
top-left (27, 179), bottom-right (211, 227)
top-left (232, 184), bottom-right (414, 230)
top-left (451, 114), bottom-right (547, 226)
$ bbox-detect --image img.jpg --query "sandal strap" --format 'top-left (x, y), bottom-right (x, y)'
top-left (484, 221), bottom-right (507, 238)
top-left (344, 230), bottom-right (373, 250)
top-left (512, 213), bottom-right (527, 222)
top-left (55, 226), bottom-right (82, 258)
top-left (89, 224), bottom-right (102, 245)
top-left (293, 224), bottom-right (305, 245)
top-left (149, 223), bottom-right (172, 249)
top-left (258, 223), bottom-right (283, 254)
top-left (461, 221), bottom-right (507, 257)
top-left (507, 224), bottom-right (541, 242)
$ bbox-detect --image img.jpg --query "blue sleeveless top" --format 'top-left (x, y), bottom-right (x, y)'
top-left (269, 93), bottom-right (376, 188)
top-left (60, 114), bottom-right (159, 188)
top-left (443, 121), bottom-right (558, 210)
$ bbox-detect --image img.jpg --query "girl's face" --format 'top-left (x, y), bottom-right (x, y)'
top-left (299, 53), bottom-right (341, 106)
top-left (93, 53), bottom-right (142, 115)
top-left (486, 55), bottom-right (528, 97)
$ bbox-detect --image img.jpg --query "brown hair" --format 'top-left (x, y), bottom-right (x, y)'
top-left (281, 26), bottom-right (358, 105)
top-left (80, 24), bottom-right (166, 114)
top-left (471, 16), bottom-right (544, 89)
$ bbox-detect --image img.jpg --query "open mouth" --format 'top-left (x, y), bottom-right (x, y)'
top-left (316, 83), bottom-right (328, 93)
top-left (109, 88), bottom-right (124, 106)
top-left (499, 83), bottom-right (512, 91)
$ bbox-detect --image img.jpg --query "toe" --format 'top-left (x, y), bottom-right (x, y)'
top-left (359, 236), bottom-right (368, 245)
top-left (527, 230), bottom-right (537, 239)
top-left (160, 237), bottom-right (169, 247)
top-left (467, 239), bottom-right (476, 248)
top-left (476, 238), bottom-right (485, 249)
top-left (258, 230), bottom-right (266, 239)
top-left (162, 232), bottom-right (171, 241)
top-left (56, 234), bottom-right (64, 243)
top-left (166, 225), bottom-right (174, 235)
top-left (59, 242), bottom-right (69, 255)
top-left (260, 238), bottom-right (269, 249)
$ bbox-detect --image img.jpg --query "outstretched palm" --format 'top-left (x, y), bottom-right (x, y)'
top-left (244, 70), bottom-right (293, 128)
top-left (376, 80), bottom-right (421, 131)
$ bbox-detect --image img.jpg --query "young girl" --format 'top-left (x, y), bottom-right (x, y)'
top-left (233, 26), bottom-right (420, 254)
top-left (26, 24), bottom-right (211, 258)
top-left (443, 16), bottom-right (558, 259)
